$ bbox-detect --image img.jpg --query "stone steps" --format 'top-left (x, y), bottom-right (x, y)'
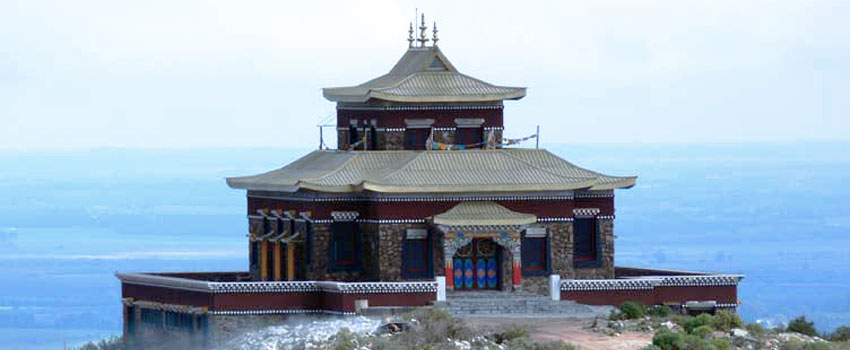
top-left (444, 291), bottom-right (603, 317)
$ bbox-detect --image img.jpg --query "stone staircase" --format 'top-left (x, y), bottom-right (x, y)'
top-left (443, 291), bottom-right (609, 317)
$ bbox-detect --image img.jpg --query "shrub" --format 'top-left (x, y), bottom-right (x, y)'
top-left (830, 326), bottom-right (850, 342)
top-left (648, 305), bottom-right (673, 318)
top-left (683, 314), bottom-right (717, 334)
top-left (619, 301), bottom-right (648, 319)
top-left (692, 325), bottom-right (715, 339)
top-left (493, 325), bottom-right (530, 343)
top-left (710, 337), bottom-right (732, 350)
top-left (787, 316), bottom-right (819, 337)
top-left (745, 323), bottom-right (766, 336)
top-left (778, 341), bottom-right (833, 350)
top-left (652, 329), bottom-right (687, 350)
top-left (76, 336), bottom-right (125, 350)
top-left (713, 310), bottom-right (743, 331)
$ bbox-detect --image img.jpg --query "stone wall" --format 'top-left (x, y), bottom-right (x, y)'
top-left (542, 219), bottom-right (615, 280)
top-left (434, 129), bottom-right (454, 144)
top-left (521, 276), bottom-right (548, 295)
top-left (305, 223), bottom-right (329, 280)
top-left (376, 223), bottom-right (434, 281)
top-left (359, 222), bottom-right (380, 281)
top-left (383, 130), bottom-right (404, 150)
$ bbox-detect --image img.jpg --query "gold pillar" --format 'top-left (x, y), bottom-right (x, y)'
top-left (286, 243), bottom-right (296, 281)
top-left (273, 242), bottom-right (282, 281)
top-left (260, 240), bottom-right (269, 281)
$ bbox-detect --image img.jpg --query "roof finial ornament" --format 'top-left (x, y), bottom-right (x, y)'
top-left (417, 13), bottom-right (429, 48)
top-left (432, 21), bottom-right (438, 49)
top-left (407, 22), bottom-right (415, 48)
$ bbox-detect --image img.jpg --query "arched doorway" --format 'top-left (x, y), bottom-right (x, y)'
top-left (452, 239), bottom-right (501, 290)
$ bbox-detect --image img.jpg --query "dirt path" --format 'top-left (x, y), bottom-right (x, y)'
top-left (464, 317), bottom-right (652, 350)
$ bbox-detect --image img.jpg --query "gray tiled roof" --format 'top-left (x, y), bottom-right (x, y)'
top-left (226, 149), bottom-right (636, 194)
top-left (322, 47), bottom-right (526, 103)
top-left (432, 201), bottom-right (537, 226)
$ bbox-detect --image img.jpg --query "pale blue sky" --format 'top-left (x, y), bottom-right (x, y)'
top-left (1, 0), bottom-right (848, 150)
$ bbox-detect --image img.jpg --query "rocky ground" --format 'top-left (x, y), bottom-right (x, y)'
top-left (465, 315), bottom-right (849, 350)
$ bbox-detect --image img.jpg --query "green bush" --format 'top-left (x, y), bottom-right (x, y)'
top-left (830, 326), bottom-right (850, 342)
top-left (619, 301), bottom-right (648, 319)
top-left (778, 341), bottom-right (833, 350)
top-left (745, 323), bottom-right (766, 336)
top-left (787, 316), bottom-right (819, 337)
top-left (652, 329), bottom-right (687, 350)
top-left (76, 336), bottom-right (125, 350)
top-left (683, 314), bottom-right (717, 334)
top-left (648, 305), bottom-right (673, 318)
top-left (710, 337), bottom-right (732, 350)
top-left (493, 324), bottom-right (530, 343)
top-left (713, 310), bottom-right (743, 331)
top-left (692, 325), bottom-right (715, 339)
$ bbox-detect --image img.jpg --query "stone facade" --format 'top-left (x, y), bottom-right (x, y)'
top-left (249, 213), bottom-right (615, 287)
top-left (383, 130), bottom-right (405, 150)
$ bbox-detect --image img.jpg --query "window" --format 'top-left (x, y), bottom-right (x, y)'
top-left (404, 128), bottom-right (429, 150)
top-left (455, 127), bottom-right (483, 147)
top-left (369, 125), bottom-right (378, 150)
top-left (574, 217), bottom-right (599, 267)
top-left (402, 229), bottom-right (433, 279)
top-left (141, 309), bottom-right (163, 328)
top-left (329, 221), bottom-right (360, 271)
top-left (348, 125), bottom-right (360, 148)
top-left (521, 228), bottom-right (549, 275)
top-left (429, 57), bottom-right (448, 70)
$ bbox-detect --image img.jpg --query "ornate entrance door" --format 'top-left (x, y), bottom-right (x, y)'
top-left (452, 239), bottom-right (500, 290)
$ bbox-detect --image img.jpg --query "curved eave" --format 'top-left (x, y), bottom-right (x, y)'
top-left (361, 178), bottom-right (597, 193)
top-left (432, 216), bottom-right (537, 226)
top-left (322, 88), bottom-right (526, 103)
top-left (589, 176), bottom-right (638, 190)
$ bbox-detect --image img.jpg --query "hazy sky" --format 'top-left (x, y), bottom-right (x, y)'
top-left (1, 0), bottom-right (848, 150)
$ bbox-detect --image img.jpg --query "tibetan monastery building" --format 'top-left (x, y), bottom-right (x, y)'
top-left (117, 17), bottom-right (743, 348)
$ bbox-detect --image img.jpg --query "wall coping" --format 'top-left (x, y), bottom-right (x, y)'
top-left (560, 274), bottom-right (744, 291)
top-left (116, 272), bottom-right (438, 294)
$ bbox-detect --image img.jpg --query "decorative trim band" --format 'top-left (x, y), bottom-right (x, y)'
top-left (384, 128), bottom-right (406, 132)
top-left (330, 211), bottom-right (360, 222)
top-left (249, 194), bottom-right (575, 203)
top-left (573, 208), bottom-right (601, 217)
top-left (357, 218), bottom-right (426, 224)
top-left (483, 126), bottom-right (504, 131)
top-left (433, 127), bottom-right (457, 132)
top-left (575, 191), bottom-right (614, 198)
top-left (597, 215), bottom-right (615, 220)
top-left (116, 273), bottom-right (439, 295)
top-left (537, 217), bottom-right (574, 222)
top-left (337, 105), bottom-right (502, 111)
top-left (561, 274), bottom-right (744, 291)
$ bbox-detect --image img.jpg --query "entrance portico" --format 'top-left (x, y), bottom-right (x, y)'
top-left (431, 201), bottom-right (536, 291)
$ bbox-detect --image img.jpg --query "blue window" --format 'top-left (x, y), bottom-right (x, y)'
top-left (574, 218), bottom-right (600, 267)
top-left (329, 222), bottom-right (360, 271)
top-left (521, 233), bottom-right (549, 276)
top-left (402, 230), bottom-right (433, 279)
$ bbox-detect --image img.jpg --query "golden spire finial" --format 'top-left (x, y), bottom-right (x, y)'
top-left (407, 22), bottom-right (415, 48)
top-left (417, 13), bottom-right (429, 48)
top-left (432, 21), bottom-right (438, 48)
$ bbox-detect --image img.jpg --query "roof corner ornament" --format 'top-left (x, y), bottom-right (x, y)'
top-left (407, 22), bottom-right (415, 48)
top-left (432, 22), bottom-right (438, 49)
top-left (417, 13), bottom-right (430, 48)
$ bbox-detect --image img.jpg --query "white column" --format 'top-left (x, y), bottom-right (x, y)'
top-left (436, 276), bottom-right (446, 301)
top-left (549, 274), bottom-right (561, 301)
